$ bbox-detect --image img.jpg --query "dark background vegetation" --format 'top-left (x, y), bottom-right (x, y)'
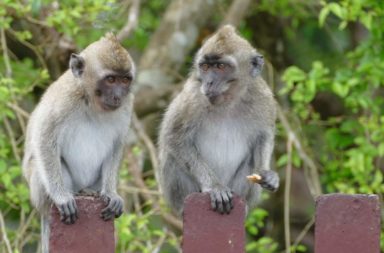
top-left (0, 0), bottom-right (383, 252)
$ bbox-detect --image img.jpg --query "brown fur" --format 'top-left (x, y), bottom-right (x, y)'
top-left (199, 25), bottom-right (254, 56)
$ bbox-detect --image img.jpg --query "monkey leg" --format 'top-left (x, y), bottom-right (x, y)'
top-left (29, 170), bottom-right (49, 213)
top-left (161, 158), bottom-right (200, 216)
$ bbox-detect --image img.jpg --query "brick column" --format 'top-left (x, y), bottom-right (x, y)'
top-left (182, 193), bottom-right (246, 253)
top-left (315, 194), bottom-right (381, 253)
top-left (49, 196), bottom-right (115, 253)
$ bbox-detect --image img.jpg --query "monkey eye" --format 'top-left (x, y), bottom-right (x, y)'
top-left (122, 76), bottom-right (131, 84)
top-left (200, 63), bottom-right (209, 71)
top-left (106, 76), bottom-right (116, 83)
top-left (217, 63), bottom-right (226, 70)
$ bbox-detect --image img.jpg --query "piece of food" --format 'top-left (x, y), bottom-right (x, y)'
top-left (246, 174), bottom-right (262, 183)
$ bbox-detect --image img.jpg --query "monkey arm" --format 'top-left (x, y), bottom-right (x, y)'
top-left (165, 141), bottom-right (234, 214)
top-left (100, 138), bottom-right (124, 194)
top-left (99, 138), bottom-right (124, 220)
top-left (35, 119), bottom-right (71, 201)
top-left (166, 133), bottom-right (223, 192)
top-left (252, 129), bottom-right (279, 192)
top-left (253, 129), bottom-right (274, 172)
top-left (33, 115), bottom-right (78, 224)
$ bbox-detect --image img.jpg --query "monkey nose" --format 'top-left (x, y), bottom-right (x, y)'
top-left (112, 96), bottom-right (121, 105)
top-left (206, 93), bottom-right (219, 104)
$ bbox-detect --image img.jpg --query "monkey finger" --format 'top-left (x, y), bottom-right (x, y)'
top-left (114, 201), bottom-right (123, 215)
top-left (267, 178), bottom-right (279, 191)
top-left (229, 196), bottom-right (234, 210)
top-left (63, 214), bottom-right (73, 225)
top-left (215, 192), bottom-right (225, 214)
top-left (101, 206), bottom-right (111, 215)
top-left (68, 200), bottom-right (78, 217)
top-left (101, 210), bottom-right (114, 221)
top-left (115, 208), bottom-right (123, 218)
top-left (110, 198), bottom-right (121, 211)
top-left (70, 211), bottom-right (78, 224)
top-left (61, 204), bottom-right (71, 217)
top-left (59, 212), bottom-right (66, 222)
top-left (259, 170), bottom-right (279, 191)
top-left (210, 191), bottom-right (218, 210)
top-left (262, 176), bottom-right (278, 191)
top-left (226, 191), bottom-right (234, 209)
top-left (69, 214), bottom-right (76, 224)
top-left (221, 193), bottom-right (231, 214)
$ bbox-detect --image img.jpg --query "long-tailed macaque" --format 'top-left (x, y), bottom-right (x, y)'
top-left (158, 25), bottom-right (279, 215)
top-left (22, 33), bottom-right (135, 252)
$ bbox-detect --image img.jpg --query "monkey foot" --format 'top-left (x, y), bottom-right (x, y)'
top-left (100, 194), bottom-right (124, 220)
top-left (56, 197), bottom-right (78, 225)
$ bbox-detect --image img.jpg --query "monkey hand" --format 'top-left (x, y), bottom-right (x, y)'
top-left (206, 185), bottom-right (234, 214)
top-left (100, 193), bottom-right (124, 220)
top-left (258, 169), bottom-right (279, 192)
top-left (54, 193), bottom-right (78, 225)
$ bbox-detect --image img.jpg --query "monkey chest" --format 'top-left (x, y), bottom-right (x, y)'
top-left (60, 119), bottom-right (117, 188)
top-left (196, 118), bottom-right (250, 181)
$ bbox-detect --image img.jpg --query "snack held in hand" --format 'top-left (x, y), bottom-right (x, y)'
top-left (247, 174), bottom-right (262, 183)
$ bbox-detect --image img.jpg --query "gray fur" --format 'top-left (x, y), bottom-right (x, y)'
top-left (22, 34), bottom-right (135, 252)
top-left (158, 25), bottom-right (279, 216)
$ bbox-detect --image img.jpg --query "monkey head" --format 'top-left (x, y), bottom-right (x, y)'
top-left (194, 25), bottom-right (264, 105)
top-left (69, 33), bottom-right (135, 111)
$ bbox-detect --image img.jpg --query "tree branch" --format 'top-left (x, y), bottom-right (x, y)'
top-left (284, 134), bottom-right (293, 253)
top-left (221, 0), bottom-right (252, 27)
top-left (117, 0), bottom-right (140, 42)
top-left (0, 211), bottom-right (12, 253)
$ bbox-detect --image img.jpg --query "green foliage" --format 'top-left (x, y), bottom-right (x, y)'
top-left (1, 0), bottom-right (383, 252)
top-left (281, 0), bottom-right (384, 195)
top-left (116, 213), bottom-right (170, 252)
top-left (245, 207), bottom-right (279, 253)
top-left (281, 0), bottom-right (384, 250)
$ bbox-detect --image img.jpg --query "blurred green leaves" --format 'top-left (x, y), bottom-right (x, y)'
top-left (282, 0), bottom-right (384, 200)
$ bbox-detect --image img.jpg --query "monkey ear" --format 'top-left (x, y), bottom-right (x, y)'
top-left (250, 55), bottom-right (264, 77)
top-left (70, 53), bottom-right (85, 78)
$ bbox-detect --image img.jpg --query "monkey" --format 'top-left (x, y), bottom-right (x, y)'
top-left (22, 33), bottom-right (135, 253)
top-left (158, 25), bottom-right (279, 216)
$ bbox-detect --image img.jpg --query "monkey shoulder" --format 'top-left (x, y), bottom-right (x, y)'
top-left (237, 80), bottom-right (276, 128)
top-left (160, 88), bottom-right (203, 145)
top-left (166, 89), bottom-right (203, 124)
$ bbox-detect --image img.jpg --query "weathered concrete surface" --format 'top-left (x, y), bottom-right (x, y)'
top-left (182, 193), bottom-right (246, 253)
top-left (315, 194), bottom-right (381, 253)
top-left (49, 196), bottom-right (115, 253)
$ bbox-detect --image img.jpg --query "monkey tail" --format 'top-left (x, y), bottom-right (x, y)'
top-left (40, 211), bottom-right (50, 253)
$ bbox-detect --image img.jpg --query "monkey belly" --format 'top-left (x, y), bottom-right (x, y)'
top-left (196, 116), bottom-right (249, 185)
top-left (60, 116), bottom-right (118, 190)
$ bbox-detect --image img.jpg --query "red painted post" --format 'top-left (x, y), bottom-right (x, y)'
top-left (49, 196), bottom-right (115, 253)
top-left (182, 193), bottom-right (246, 253)
top-left (315, 194), bottom-right (381, 253)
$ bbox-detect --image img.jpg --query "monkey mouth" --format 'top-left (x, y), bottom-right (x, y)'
top-left (101, 103), bottom-right (120, 111)
top-left (206, 94), bottom-right (224, 105)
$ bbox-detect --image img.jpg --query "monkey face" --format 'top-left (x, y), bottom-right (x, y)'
top-left (197, 54), bottom-right (238, 105)
top-left (95, 73), bottom-right (133, 111)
